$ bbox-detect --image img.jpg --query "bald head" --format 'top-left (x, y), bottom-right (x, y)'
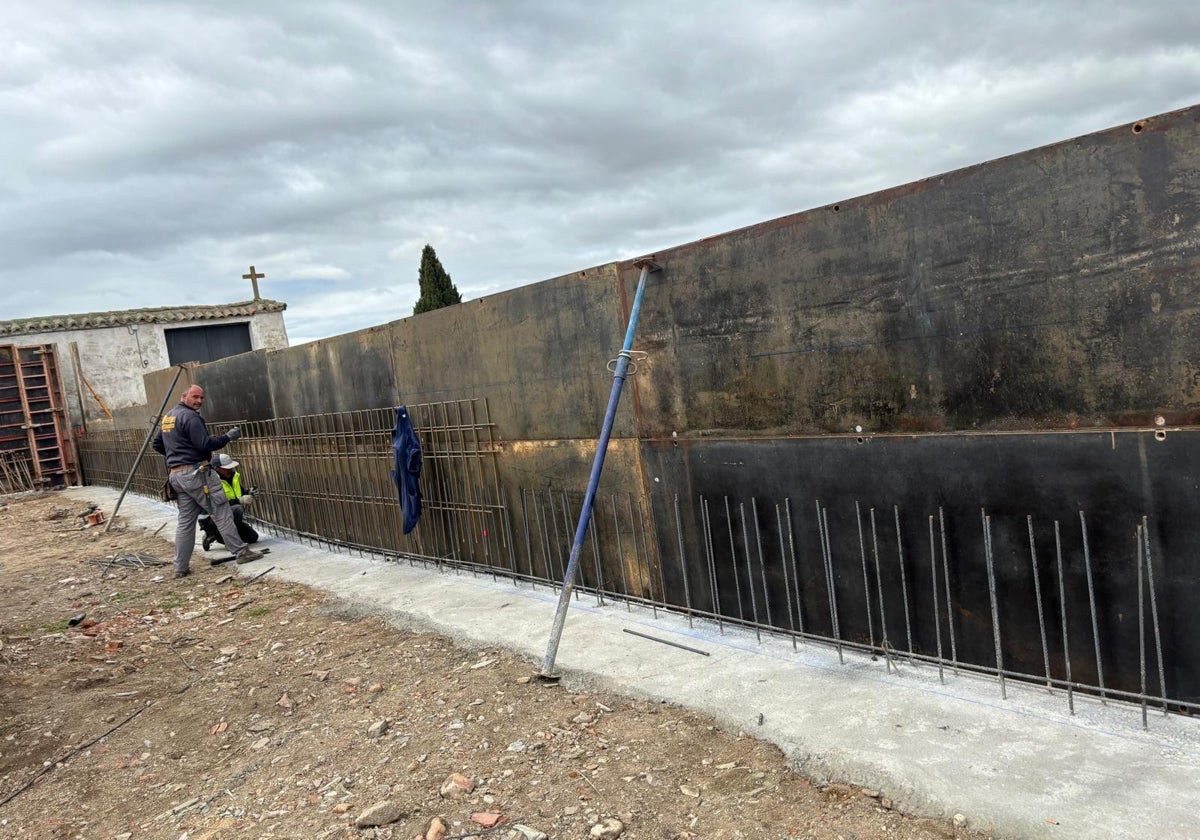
top-left (182, 385), bottom-right (205, 410)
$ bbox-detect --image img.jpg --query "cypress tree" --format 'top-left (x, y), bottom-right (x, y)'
top-left (413, 244), bottom-right (462, 314)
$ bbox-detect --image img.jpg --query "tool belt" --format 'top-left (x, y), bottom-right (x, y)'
top-left (169, 463), bottom-right (207, 473)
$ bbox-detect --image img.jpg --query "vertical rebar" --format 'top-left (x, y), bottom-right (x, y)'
top-left (776, 503), bottom-right (797, 649)
top-left (520, 488), bottom-right (534, 580)
top-left (1054, 520), bottom-right (1074, 715)
top-left (1026, 515), bottom-right (1052, 692)
top-left (549, 492), bottom-right (566, 585)
top-left (856, 501), bottom-right (875, 648)
top-left (429, 409), bottom-right (452, 561)
top-left (1079, 511), bottom-right (1106, 704)
top-left (540, 492), bottom-right (556, 583)
top-left (894, 505), bottom-right (914, 661)
top-left (451, 401), bottom-right (479, 558)
top-left (297, 415), bottom-right (316, 552)
top-left (331, 412), bottom-right (349, 546)
top-left (870, 507), bottom-right (890, 671)
top-left (644, 494), bottom-right (669, 616)
top-left (982, 511), bottom-right (1005, 699)
top-left (741, 502), bottom-right (761, 640)
top-left (1137, 525), bottom-right (1148, 730)
top-left (445, 409), bottom-right (466, 562)
top-left (501, 489), bottom-right (518, 585)
top-left (752, 498), bottom-right (774, 628)
top-left (532, 491), bottom-right (553, 588)
top-left (626, 494), bottom-right (648, 604)
top-left (673, 494), bottom-right (694, 628)
top-left (561, 492), bottom-right (585, 597)
top-left (589, 513), bottom-right (605, 607)
top-left (785, 498), bottom-right (805, 635)
top-left (560, 492), bottom-right (580, 599)
top-left (938, 507), bottom-right (959, 675)
top-left (1141, 517), bottom-right (1167, 714)
top-left (725, 497), bottom-right (746, 623)
top-left (821, 505), bottom-right (843, 664)
top-left (611, 495), bottom-right (630, 610)
top-left (369, 410), bottom-right (393, 555)
top-left (532, 489), bottom-right (549, 581)
top-left (704, 498), bottom-right (724, 633)
top-left (635, 499), bottom-right (654, 610)
top-left (928, 515), bottom-right (944, 684)
top-left (466, 399), bottom-right (493, 567)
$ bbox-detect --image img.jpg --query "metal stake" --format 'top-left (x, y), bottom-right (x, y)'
top-left (1137, 525), bottom-right (1148, 730)
top-left (1141, 517), bottom-right (1167, 714)
top-left (928, 515), bottom-right (944, 684)
top-left (1027, 515), bottom-right (1052, 692)
top-left (821, 505), bottom-right (843, 664)
top-left (870, 507), bottom-right (890, 671)
top-left (894, 505), bottom-right (913, 661)
top-left (105, 365), bottom-right (185, 532)
top-left (741, 502), bottom-right (760, 641)
top-left (1079, 511), bottom-right (1107, 704)
top-left (752, 498), bottom-right (773, 628)
top-left (982, 510), bottom-right (1005, 699)
top-left (674, 494), bottom-right (694, 628)
top-left (1054, 520), bottom-right (1074, 715)
top-left (785, 498), bottom-right (805, 635)
top-left (856, 501), bottom-right (875, 648)
top-left (725, 497), bottom-right (746, 623)
top-left (776, 503), bottom-right (797, 649)
top-left (704, 498), bottom-right (724, 634)
top-left (938, 507), bottom-right (959, 674)
top-left (589, 512), bottom-right (605, 606)
top-left (612, 495), bottom-right (630, 608)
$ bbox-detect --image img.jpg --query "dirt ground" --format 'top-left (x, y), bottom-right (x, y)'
top-left (0, 492), bottom-right (992, 840)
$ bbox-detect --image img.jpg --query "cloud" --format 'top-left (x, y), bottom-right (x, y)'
top-left (1, 0), bottom-right (1198, 344)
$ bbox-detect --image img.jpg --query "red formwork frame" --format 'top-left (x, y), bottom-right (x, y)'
top-left (0, 344), bottom-right (79, 488)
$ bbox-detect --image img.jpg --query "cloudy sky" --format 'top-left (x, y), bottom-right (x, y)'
top-left (2, 1), bottom-right (1197, 344)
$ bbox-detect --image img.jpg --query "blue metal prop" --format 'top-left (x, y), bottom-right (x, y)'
top-left (539, 258), bottom-right (661, 677)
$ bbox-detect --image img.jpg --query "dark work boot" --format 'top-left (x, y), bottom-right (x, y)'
top-left (236, 548), bottom-right (265, 565)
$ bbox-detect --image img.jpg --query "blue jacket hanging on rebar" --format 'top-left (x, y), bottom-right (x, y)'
top-left (391, 405), bottom-right (422, 534)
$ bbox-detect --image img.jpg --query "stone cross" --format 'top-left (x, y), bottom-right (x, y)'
top-left (242, 265), bottom-right (265, 300)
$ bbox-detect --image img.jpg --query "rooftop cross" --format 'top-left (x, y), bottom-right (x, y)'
top-left (242, 265), bottom-right (265, 300)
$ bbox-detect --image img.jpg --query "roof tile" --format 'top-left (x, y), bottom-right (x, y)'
top-left (0, 299), bottom-right (287, 337)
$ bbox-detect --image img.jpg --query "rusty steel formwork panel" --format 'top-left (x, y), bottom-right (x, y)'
top-left (631, 105), bottom-right (1200, 438)
top-left (0, 344), bottom-right (78, 491)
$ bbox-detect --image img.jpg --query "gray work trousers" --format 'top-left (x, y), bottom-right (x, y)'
top-left (169, 467), bottom-right (247, 572)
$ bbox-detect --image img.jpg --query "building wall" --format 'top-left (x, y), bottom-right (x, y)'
top-left (246, 311), bottom-right (289, 356)
top-left (7, 311), bottom-right (288, 429)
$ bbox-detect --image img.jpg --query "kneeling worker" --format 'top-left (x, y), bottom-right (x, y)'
top-left (199, 453), bottom-right (260, 551)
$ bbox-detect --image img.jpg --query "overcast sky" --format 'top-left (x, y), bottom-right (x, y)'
top-left (2, 1), bottom-right (1197, 344)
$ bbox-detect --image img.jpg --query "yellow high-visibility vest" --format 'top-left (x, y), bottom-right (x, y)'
top-left (220, 472), bottom-right (243, 502)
